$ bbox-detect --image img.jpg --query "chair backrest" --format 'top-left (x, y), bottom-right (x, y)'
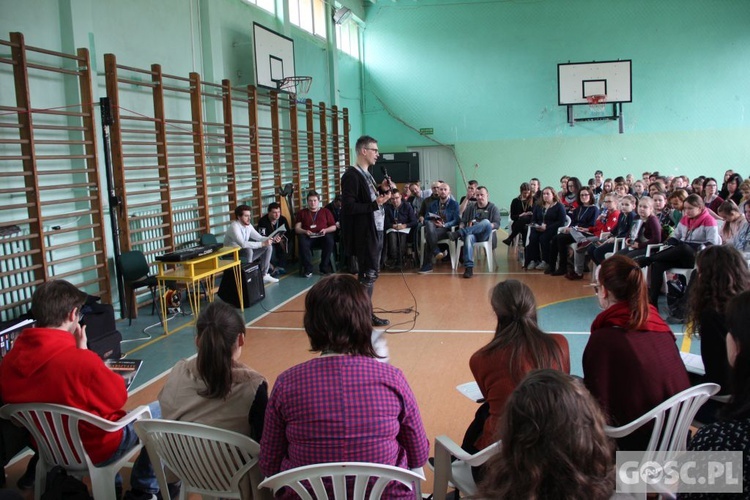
top-left (134, 419), bottom-right (263, 499)
top-left (259, 462), bottom-right (425, 500)
top-left (605, 383), bottom-right (720, 462)
top-left (0, 403), bottom-right (118, 472)
top-left (119, 250), bottom-right (150, 282)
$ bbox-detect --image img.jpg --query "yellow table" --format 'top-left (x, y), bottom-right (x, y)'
top-left (155, 246), bottom-right (243, 335)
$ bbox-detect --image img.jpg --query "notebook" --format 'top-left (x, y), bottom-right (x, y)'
top-left (104, 359), bottom-right (143, 390)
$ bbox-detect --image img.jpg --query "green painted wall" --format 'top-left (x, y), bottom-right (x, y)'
top-left (362, 0), bottom-right (750, 206)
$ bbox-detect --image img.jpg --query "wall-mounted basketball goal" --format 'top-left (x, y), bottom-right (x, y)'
top-left (558, 60), bottom-right (631, 134)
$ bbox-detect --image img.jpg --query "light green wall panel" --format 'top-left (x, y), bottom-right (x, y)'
top-left (361, 0), bottom-right (750, 205)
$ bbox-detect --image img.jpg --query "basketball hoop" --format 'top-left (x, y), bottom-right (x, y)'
top-left (586, 94), bottom-right (607, 113)
top-left (277, 76), bottom-right (312, 100)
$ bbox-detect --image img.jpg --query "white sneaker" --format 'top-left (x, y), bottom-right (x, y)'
top-left (263, 273), bottom-right (279, 284)
top-left (536, 261), bottom-right (549, 271)
top-left (527, 260), bottom-right (538, 269)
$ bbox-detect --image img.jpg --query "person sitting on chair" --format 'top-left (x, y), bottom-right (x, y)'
top-left (384, 188), bottom-right (417, 269)
top-left (295, 191), bottom-right (337, 278)
top-left (0, 280), bottom-right (159, 499)
top-left (257, 202), bottom-right (289, 275)
top-left (418, 182), bottom-right (460, 274)
top-left (224, 204), bottom-right (280, 285)
top-left (449, 186), bottom-right (502, 279)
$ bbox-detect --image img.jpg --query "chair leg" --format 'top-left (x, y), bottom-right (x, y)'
top-left (126, 285), bottom-right (134, 326)
top-left (149, 285), bottom-right (161, 319)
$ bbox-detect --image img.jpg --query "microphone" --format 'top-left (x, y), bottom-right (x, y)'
top-left (380, 165), bottom-right (391, 182)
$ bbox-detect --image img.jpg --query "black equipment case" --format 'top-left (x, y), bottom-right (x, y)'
top-left (217, 262), bottom-right (265, 308)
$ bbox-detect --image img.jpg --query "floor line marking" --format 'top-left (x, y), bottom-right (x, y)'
top-left (245, 287), bottom-right (312, 327)
top-left (244, 326), bottom-right (596, 335)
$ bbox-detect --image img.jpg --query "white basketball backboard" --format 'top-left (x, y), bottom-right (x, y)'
top-left (253, 23), bottom-right (295, 90)
top-left (558, 60), bottom-right (632, 105)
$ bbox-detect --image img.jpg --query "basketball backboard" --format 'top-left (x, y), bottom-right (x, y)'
top-left (558, 60), bottom-right (632, 105)
top-left (253, 23), bottom-right (295, 90)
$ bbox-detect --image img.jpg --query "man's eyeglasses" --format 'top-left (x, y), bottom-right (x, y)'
top-left (365, 148), bottom-right (379, 153)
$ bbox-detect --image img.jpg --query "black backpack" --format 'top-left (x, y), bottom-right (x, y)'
top-left (666, 274), bottom-right (690, 323)
top-left (40, 466), bottom-right (92, 500)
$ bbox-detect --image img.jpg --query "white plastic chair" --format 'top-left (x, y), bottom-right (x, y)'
top-left (605, 383), bottom-right (720, 499)
top-left (431, 436), bottom-right (501, 500)
top-left (454, 228), bottom-right (498, 272)
top-left (134, 419), bottom-right (269, 500)
top-left (0, 403), bottom-right (151, 500)
top-left (644, 243), bottom-right (696, 293)
top-left (259, 462), bottom-right (425, 499)
top-left (418, 225), bottom-right (457, 268)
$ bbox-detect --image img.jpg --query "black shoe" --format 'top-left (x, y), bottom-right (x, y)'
top-left (502, 237), bottom-right (513, 246)
top-left (551, 268), bottom-right (567, 276)
top-left (463, 267), bottom-right (473, 279)
top-left (544, 266), bottom-right (555, 275)
top-left (372, 315), bottom-right (390, 327)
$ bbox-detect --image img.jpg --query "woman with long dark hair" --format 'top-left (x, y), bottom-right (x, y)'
top-left (503, 182), bottom-right (534, 245)
top-left (259, 275), bottom-right (429, 499)
top-left (686, 291), bottom-right (750, 498)
top-left (686, 246), bottom-right (750, 395)
top-left (584, 255), bottom-right (690, 450)
top-left (466, 281), bottom-right (569, 457)
top-left (477, 370), bottom-right (615, 500)
top-left (561, 176), bottom-right (581, 215)
top-left (159, 301), bottom-right (267, 439)
top-left (547, 186), bottom-right (599, 275)
top-left (724, 172), bottom-right (744, 205)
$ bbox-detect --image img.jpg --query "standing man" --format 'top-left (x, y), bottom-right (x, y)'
top-left (341, 135), bottom-right (393, 327)
top-left (295, 191), bottom-right (337, 278)
top-left (257, 201), bottom-right (289, 275)
top-left (224, 204), bottom-right (280, 285)
top-left (449, 186), bottom-right (502, 278)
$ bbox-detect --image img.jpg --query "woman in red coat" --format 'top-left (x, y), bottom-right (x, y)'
top-left (583, 255), bottom-right (690, 450)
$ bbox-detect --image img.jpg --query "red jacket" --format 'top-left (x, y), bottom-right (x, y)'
top-left (0, 327), bottom-right (127, 463)
top-left (587, 209), bottom-right (620, 237)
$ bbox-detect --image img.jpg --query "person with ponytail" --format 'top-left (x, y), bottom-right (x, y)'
top-left (684, 290), bottom-right (750, 499)
top-left (159, 301), bottom-right (267, 440)
top-left (583, 255), bottom-right (689, 451)
top-left (464, 280), bottom-right (569, 475)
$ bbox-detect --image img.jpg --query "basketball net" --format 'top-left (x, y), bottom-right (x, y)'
top-left (586, 94), bottom-right (607, 113)
top-left (278, 76), bottom-right (312, 103)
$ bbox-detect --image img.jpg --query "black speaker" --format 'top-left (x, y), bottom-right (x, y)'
top-left (217, 262), bottom-right (265, 308)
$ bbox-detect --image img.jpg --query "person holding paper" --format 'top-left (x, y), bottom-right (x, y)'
top-left (258, 202), bottom-right (289, 275)
top-left (384, 188), bottom-right (417, 269)
top-left (295, 191), bottom-right (337, 278)
top-left (223, 204), bottom-right (280, 285)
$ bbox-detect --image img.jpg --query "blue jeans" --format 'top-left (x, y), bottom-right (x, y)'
top-left (97, 401), bottom-right (161, 494)
top-left (458, 220), bottom-right (493, 268)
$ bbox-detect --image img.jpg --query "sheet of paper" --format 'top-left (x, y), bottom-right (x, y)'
top-left (680, 352), bottom-right (705, 376)
top-left (456, 381), bottom-right (484, 402)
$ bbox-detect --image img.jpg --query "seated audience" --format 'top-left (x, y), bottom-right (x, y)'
top-left (731, 202), bottom-right (750, 253)
top-left (458, 179), bottom-right (478, 215)
top-left (636, 194), bottom-right (721, 306)
top-left (418, 182), bottom-right (460, 274)
top-left (718, 169), bottom-right (734, 200)
top-left (465, 280), bottom-right (569, 480)
top-left (224, 204), bottom-right (280, 284)
top-left (686, 246), bottom-right (750, 398)
top-left (583, 255), bottom-right (690, 450)
top-left (503, 182), bottom-right (534, 246)
top-left (586, 194), bottom-right (636, 272)
top-left (725, 172), bottom-right (743, 205)
top-left (668, 189), bottom-right (688, 226)
top-left (259, 275), bottom-right (429, 499)
top-left (702, 177), bottom-right (724, 215)
top-left (686, 290), bottom-right (750, 499)
top-left (652, 190), bottom-right (676, 239)
top-left (547, 187), bottom-right (599, 276)
top-left (632, 179), bottom-right (647, 199)
top-left (158, 301), bottom-right (267, 497)
top-left (0, 280), bottom-right (159, 499)
top-left (597, 178), bottom-right (614, 208)
top-left (618, 196), bottom-right (663, 260)
top-left (294, 190), bottom-right (337, 278)
top-left (738, 179), bottom-right (750, 213)
top-left (476, 370), bottom-right (615, 500)
top-left (257, 201), bottom-right (289, 275)
top-left (449, 186), bottom-right (502, 278)
top-left (691, 176), bottom-right (705, 197)
top-left (384, 188), bottom-right (417, 268)
top-left (560, 176), bottom-right (581, 215)
top-left (717, 201), bottom-right (745, 244)
top-left (525, 186), bottom-right (566, 271)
